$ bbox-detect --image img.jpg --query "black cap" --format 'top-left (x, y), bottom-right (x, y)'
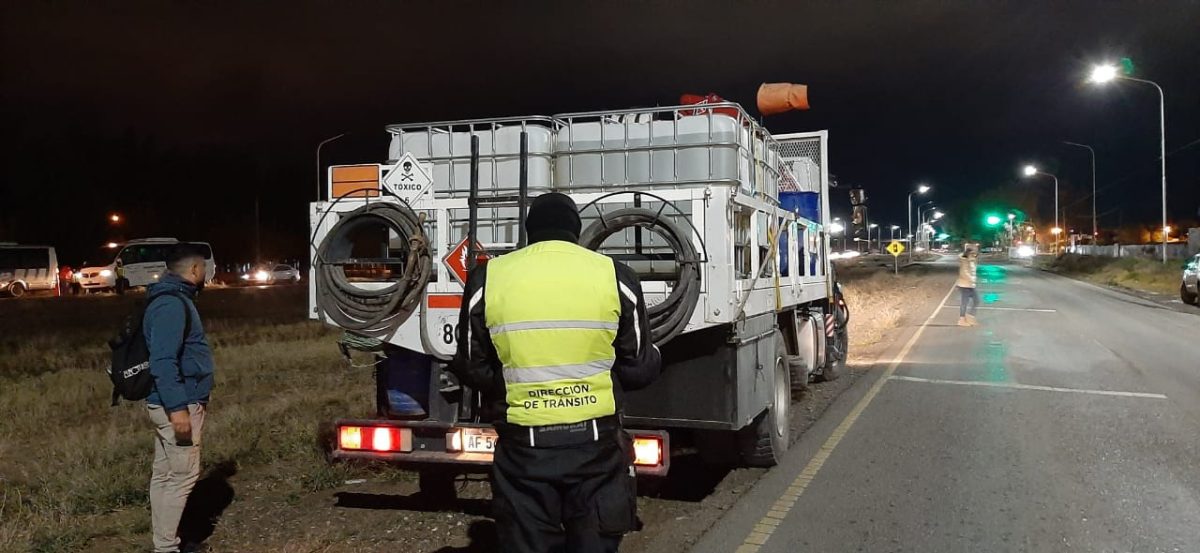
top-left (525, 193), bottom-right (581, 244)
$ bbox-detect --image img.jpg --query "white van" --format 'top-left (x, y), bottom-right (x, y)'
top-left (0, 244), bottom-right (59, 298)
top-left (76, 238), bottom-right (215, 294)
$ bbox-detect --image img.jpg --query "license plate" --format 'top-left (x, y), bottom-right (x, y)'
top-left (462, 428), bottom-right (498, 453)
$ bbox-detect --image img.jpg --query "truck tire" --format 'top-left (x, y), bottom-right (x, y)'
top-left (787, 356), bottom-right (810, 395)
top-left (815, 297), bottom-right (849, 383)
top-left (7, 282), bottom-right (25, 298)
top-left (788, 313), bottom-right (819, 395)
top-left (1181, 283), bottom-right (1199, 306)
top-left (817, 323), bottom-right (848, 382)
top-left (418, 469), bottom-right (458, 509)
top-left (739, 330), bottom-right (791, 467)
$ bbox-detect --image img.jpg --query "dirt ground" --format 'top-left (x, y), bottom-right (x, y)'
top-left (0, 261), bottom-right (955, 553)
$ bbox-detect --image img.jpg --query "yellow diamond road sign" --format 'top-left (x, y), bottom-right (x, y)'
top-left (887, 240), bottom-right (905, 257)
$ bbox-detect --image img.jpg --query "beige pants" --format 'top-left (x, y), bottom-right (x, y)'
top-left (147, 403), bottom-right (206, 553)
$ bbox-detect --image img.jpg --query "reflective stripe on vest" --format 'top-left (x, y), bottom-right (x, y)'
top-left (485, 241), bottom-right (620, 426)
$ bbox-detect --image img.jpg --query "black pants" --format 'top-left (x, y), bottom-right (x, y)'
top-left (492, 430), bottom-right (637, 553)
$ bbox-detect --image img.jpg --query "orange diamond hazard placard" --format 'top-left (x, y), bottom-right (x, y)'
top-left (443, 237), bottom-right (490, 286)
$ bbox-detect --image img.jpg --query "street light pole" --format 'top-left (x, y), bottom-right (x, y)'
top-left (316, 133), bottom-right (347, 202)
top-left (1139, 78), bottom-right (1168, 262)
top-left (1063, 141), bottom-right (1097, 241)
top-left (1022, 166), bottom-right (1060, 254)
top-left (907, 184), bottom-right (930, 262)
top-left (917, 201), bottom-right (935, 251)
top-left (923, 211), bottom-right (945, 250)
top-left (1090, 64), bottom-right (1168, 263)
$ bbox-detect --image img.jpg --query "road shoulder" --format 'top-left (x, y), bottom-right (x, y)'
top-left (688, 280), bottom-right (957, 553)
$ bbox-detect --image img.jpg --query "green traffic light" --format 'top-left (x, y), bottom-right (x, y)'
top-left (985, 215), bottom-right (1002, 226)
top-left (1120, 57), bottom-right (1135, 76)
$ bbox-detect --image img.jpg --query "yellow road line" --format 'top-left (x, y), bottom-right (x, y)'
top-left (733, 285), bottom-right (957, 552)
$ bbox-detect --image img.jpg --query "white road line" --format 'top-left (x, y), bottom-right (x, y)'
top-left (940, 305), bottom-right (1057, 313)
top-left (888, 375), bottom-right (1168, 399)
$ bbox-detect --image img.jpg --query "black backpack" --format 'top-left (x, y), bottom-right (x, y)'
top-left (107, 292), bottom-right (193, 406)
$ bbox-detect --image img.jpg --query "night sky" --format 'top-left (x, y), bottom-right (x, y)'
top-left (2, 1), bottom-right (1198, 264)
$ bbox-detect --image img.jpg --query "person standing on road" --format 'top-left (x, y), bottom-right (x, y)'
top-left (58, 264), bottom-right (73, 296)
top-left (957, 243), bottom-right (980, 326)
top-left (144, 244), bottom-right (215, 553)
top-left (453, 192), bottom-right (662, 553)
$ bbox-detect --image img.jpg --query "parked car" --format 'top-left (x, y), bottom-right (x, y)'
top-left (0, 243), bottom-right (58, 298)
top-left (241, 263), bottom-right (301, 284)
top-left (1182, 253), bottom-right (1200, 306)
top-left (76, 238), bottom-right (215, 294)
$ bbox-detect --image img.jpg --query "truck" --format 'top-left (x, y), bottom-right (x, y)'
top-left (308, 100), bottom-right (849, 501)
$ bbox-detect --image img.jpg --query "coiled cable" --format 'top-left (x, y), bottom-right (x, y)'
top-left (579, 207), bottom-right (701, 345)
top-left (314, 201), bottom-right (432, 339)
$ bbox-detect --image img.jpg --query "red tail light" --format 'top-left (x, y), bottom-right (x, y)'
top-left (338, 425), bottom-right (408, 453)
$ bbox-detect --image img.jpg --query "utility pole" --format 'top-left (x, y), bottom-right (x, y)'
top-left (254, 193), bottom-right (261, 265)
top-left (1063, 141), bottom-right (1097, 242)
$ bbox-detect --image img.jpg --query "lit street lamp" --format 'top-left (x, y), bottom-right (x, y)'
top-left (831, 218), bottom-right (846, 251)
top-left (1022, 165), bottom-right (1060, 253)
top-left (109, 213), bottom-right (122, 224)
top-left (890, 224), bottom-right (900, 241)
top-left (908, 184), bottom-right (930, 261)
top-left (918, 204), bottom-right (938, 250)
top-left (1089, 61), bottom-right (1168, 263)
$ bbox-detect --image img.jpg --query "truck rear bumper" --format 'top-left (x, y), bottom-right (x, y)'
top-left (330, 418), bottom-right (671, 476)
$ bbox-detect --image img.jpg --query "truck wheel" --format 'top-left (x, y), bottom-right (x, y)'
top-left (418, 469), bottom-right (459, 509)
top-left (815, 303), bottom-right (849, 382)
top-left (7, 282), bottom-right (25, 298)
top-left (739, 331), bottom-right (791, 467)
top-left (787, 356), bottom-right (810, 395)
top-left (817, 324), bottom-right (848, 382)
top-left (789, 314), bottom-right (819, 395)
top-left (115, 279), bottom-right (129, 296)
top-left (1181, 283), bottom-right (1199, 306)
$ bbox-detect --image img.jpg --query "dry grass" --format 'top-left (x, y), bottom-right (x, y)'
top-left (836, 261), bottom-right (956, 354)
top-left (1040, 254), bottom-right (1185, 296)
top-left (841, 272), bottom-right (905, 347)
top-left (0, 287), bottom-right (384, 552)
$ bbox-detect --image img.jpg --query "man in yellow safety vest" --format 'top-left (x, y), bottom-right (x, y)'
top-left (453, 192), bottom-right (661, 553)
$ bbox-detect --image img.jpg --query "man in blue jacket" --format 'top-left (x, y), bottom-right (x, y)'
top-left (144, 244), bottom-right (214, 553)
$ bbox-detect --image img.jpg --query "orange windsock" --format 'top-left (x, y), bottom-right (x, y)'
top-left (757, 83), bottom-right (810, 115)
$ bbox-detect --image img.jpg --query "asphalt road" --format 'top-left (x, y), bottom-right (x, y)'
top-left (691, 257), bottom-right (1200, 553)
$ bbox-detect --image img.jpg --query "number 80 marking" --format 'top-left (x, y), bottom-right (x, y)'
top-left (442, 323), bottom-right (459, 345)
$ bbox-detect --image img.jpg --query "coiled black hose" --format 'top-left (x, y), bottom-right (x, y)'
top-left (314, 202), bottom-right (432, 339)
top-left (579, 208), bottom-right (701, 345)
